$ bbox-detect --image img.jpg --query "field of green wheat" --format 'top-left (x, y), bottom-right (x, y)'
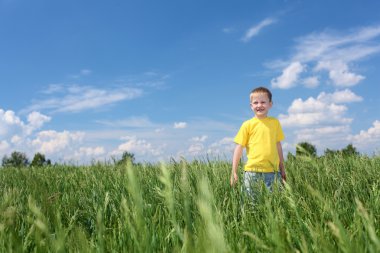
top-left (0, 155), bottom-right (379, 252)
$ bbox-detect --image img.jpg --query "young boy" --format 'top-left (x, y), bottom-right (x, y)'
top-left (230, 87), bottom-right (285, 197)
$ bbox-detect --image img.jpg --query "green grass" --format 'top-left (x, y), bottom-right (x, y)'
top-left (0, 155), bottom-right (379, 252)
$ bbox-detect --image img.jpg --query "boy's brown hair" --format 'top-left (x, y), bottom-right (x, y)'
top-left (250, 86), bottom-right (272, 102)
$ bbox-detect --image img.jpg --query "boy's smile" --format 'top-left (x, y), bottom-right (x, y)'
top-left (250, 92), bottom-right (272, 119)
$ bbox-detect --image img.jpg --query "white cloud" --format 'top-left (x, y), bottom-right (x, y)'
top-left (0, 108), bottom-right (237, 163)
top-left (1, 109), bottom-right (22, 125)
top-left (317, 89), bottom-right (363, 104)
top-left (242, 18), bottom-right (276, 42)
top-left (187, 135), bottom-right (209, 156)
top-left (271, 62), bottom-right (304, 89)
top-left (27, 85), bottom-right (143, 113)
top-left (350, 120), bottom-right (380, 152)
top-left (89, 117), bottom-right (238, 162)
top-left (0, 109), bottom-right (50, 138)
top-left (269, 25), bottom-right (380, 88)
top-left (174, 122), bottom-right (187, 129)
top-left (0, 108), bottom-right (108, 163)
top-left (0, 140), bottom-right (9, 153)
top-left (207, 137), bottom-right (235, 157)
top-left (0, 108), bottom-right (296, 162)
top-left (315, 61), bottom-right (364, 87)
top-left (116, 136), bottom-right (163, 157)
top-left (60, 87), bottom-right (141, 113)
top-left (76, 146), bottom-right (105, 157)
top-left (303, 76), bottom-right (319, 88)
top-left (25, 111), bottom-right (51, 134)
top-left (62, 146), bottom-right (107, 163)
top-left (27, 111), bottom-right (51, 127)
top-left (11, 135), bottom-right (22, 144)
top-left (279, 89), bottom-right (362, 128)
top-left (188, 143), bottom-right (205, 156)
top-left (0, 108), bottom-right (54, 158)
top-left (176, 136), bottom-right (235, 159)
top-left (278, 89), bottom-right (373, 154)
top-left (279, 97), bottom-right (351, 127)
top-left (295, 126), bottom-right (350, 142)
top-left (293, 25), bottom-right (380, 63)
top-left (31, 130), bottom-right (85, 155)
top-left (0, 109), bottom-right (24, 137)
top-left (190, 135), bottom-right (208, 142)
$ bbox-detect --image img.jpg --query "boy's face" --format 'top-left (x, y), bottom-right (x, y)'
top-left (250, 92), bottom-right (272, 119)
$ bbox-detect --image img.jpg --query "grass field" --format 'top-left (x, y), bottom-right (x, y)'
top-left (0, 155), bottom-right (379, 252)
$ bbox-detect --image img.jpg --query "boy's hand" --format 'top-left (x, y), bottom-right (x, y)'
top-left (280, 170), bottom-right (286, 182)
top-left (230, 172), bottom-right (238, 186)
top-left (231, 144), bottom-right (243, 187)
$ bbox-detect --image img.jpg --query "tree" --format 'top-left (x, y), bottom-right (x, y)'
top-left (117, 151), bottom-right (135, 166)
top-left (341, 144), bottom-right (359, 157)
top-left (30, 153), bottom-right (51, 167)
top-left (296, 142), bottom-right (317, 157)
top-left (324, 144), bottom-right (359, 158)
top-left (324, 148), bottom-right (338, 157)
top-left (2, 151), bottom-right (29, 168)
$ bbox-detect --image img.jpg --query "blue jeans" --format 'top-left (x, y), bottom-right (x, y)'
top-left (243, 171), bottom-right (282, 200)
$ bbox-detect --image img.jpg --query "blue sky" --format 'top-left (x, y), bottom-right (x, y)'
top-left (1, 0), bottom-right (380, 163)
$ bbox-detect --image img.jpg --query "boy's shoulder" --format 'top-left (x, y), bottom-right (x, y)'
top-left (265, 117), bottom-right (281, 125)
top-left (266, 116), bottom-right (279, 121)
top-left (241, 117), bottom-right (255, 126)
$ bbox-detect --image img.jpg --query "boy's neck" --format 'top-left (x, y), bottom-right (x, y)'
top-left (255, 115), bottom-right (268, 119)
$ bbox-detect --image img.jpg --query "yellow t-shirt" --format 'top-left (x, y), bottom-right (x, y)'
top-left (234, 117), bottom-right (284, 172)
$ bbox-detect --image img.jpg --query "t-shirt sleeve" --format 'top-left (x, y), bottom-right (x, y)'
top-left (277, 120), bottom-right (285, 142)
top-left (234, 121), bottom-right (249, 147)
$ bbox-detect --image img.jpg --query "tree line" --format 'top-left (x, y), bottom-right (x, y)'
top-left (1, 143), bottom-right (360, 169)
top-left (1, 152), bottom-right (51, 168)
top-left (288, 142), bottom-right (360, 159)
top-left (1, 151), bottom-right (136, 169)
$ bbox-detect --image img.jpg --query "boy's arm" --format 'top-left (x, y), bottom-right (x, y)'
top-left (277, 142), bottom-right (286, 181)
top-left (230, 144), bottom-right (243, 186)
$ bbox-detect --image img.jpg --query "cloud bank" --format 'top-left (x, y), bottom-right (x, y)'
top-left (26, 85), bottom-right (143, 113)
top-left (269, 25), bottom-right (380, 89)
